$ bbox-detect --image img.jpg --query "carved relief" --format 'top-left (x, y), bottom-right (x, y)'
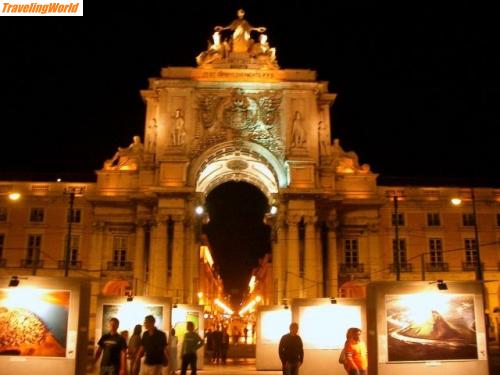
top-left (192, 89), bottom-right (284, 158)
top-left (226, 159), bottom-right (248, 171)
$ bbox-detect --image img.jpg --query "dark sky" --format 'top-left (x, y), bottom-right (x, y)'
top-left (0, 1), bottom-right (498, 297)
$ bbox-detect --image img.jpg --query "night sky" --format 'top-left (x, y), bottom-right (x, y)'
top-left (0, 2), bottom-right (498, 298)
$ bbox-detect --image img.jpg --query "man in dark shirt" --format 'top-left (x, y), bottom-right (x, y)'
top-left (279, 322), bottom-right (304, 375)
top-left (93, 317), bottom-right (127, 375)
top-left (135, 315), bottom-right (168, 375)
top-left (180, 321), bottom-right (204, 375)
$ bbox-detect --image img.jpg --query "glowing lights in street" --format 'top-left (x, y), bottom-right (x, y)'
top-left (195, 205), bottom-right (204, 215)
top-left (200, 245), bottom-right (214, 267)
top-left (214, 298), bottom-right (234, 315)
top-left (451, 197), bottom-right (462, 206)
top-left (239, 296), bottom-right (262, 316)
top-left (248, 275), bottom-right (256, 293)
top-left (270, 205), bottom-right (278, 215)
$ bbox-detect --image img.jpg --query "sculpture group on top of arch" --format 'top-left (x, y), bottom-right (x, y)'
top-left (196, 9), bottom-right (278, 69)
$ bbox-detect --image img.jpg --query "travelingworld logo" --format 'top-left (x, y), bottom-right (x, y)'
top-left (1, 0), bottom-right (83, 16)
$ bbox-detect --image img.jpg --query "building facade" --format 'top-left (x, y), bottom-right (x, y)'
top-left (1, 10), bottom-right (499, 340)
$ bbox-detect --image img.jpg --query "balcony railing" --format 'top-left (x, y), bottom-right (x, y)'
top-left (340, 263), bottom-right (365, 274)
top-left (107, 261), bottom-right (132, 271)
top-left (0, 258), bottom-right (6, 267)
top-left (462, 261), bottom-right (484, 272)
top-left (57, 260), bottom-right (82, 270)
top-left (21, 259), bottom-right (44, 268)
top-left (390, 263), bottom-right (413, 273)
top-left (425, 262), bottom-right (449, 272)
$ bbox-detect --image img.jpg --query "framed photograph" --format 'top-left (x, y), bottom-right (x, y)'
top-left (102, 303), bottom-right (164, 335)
top-left (0, 288), bottom-right (70, 357)
top-left (385, 293), bottom-right (478, 362)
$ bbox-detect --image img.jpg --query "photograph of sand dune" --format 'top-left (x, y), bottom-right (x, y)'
top-left (0, 288), bottom-right (70, 357)
top-left (386, 293), bottom-right (478, 362)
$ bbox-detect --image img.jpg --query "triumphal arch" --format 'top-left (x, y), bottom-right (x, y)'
top-left (95, 10), bottom-right (379, 304)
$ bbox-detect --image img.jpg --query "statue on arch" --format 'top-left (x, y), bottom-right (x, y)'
top-left (171, 108), bottom-right (187, 146)
top-left (104, 135), bottom-right (144, 170)
top-left (214, 9), bottom-right (266, 53)
top-left (291, 111), bottom-right (307, 148)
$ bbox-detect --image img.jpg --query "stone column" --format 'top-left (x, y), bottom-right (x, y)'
top-left (133, 222), bottom-right (145, 295)
top-left (148, 217), bottom-right (167, 297)
top-left (286, 215), bottom-right (301, 299)
top-left (327, 218), bottom-right (339, 296)
top-left (266, 213), bottom-right (286, 304)
top-left (170, 215), bottom-right (185, 299)
top-left (304, 215), bottom-right (318, 297)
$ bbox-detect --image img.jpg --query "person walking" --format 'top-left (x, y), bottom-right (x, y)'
top-left (343, 327), bottom-right (368, 375)
top-left (278, 322), bottom-right (303, 375)
top-left (220, 325), bottom-right (230, 365)
top-left (92, 317), bottom-right (127, 375)
top-left (168, 328), bottom-right (179, 375)
top-left (180, 321), bottom-right (204, 375)
top-left (128, 324), bottom-right (142, 375)
top-left (135, 315), bottom-right (168, 375)
top-left (212, 326), bottom-right (222, 364)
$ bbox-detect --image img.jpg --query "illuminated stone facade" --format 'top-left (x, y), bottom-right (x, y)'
top-left (0, 10), bottom-right (499, 341)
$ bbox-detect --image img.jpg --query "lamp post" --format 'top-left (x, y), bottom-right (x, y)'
top-left (386, 190), bottom-right (405, 281)
top-left (64, 190), bottom-right (75, 277)
top-left (451, 188), bottom-right (482, 281)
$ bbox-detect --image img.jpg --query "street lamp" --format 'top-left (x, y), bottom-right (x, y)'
top-left (451, 188), bottom-right (482, 281)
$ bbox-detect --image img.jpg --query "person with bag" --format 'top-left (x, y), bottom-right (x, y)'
top-left (342, 327), bottom-right (367, 375)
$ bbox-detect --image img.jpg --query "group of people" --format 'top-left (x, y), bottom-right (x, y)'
top-left (93, 315), bottom-right (203, 375)
top-left (205, 325), bottom-right (230, 364)
top-left (279, 323), bottom-right (367, 375)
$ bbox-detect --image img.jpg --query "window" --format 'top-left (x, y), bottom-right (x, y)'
top-left (392, 238), bottom-right (407, 264)
top-left (112, 236), bottom-right (127, 266)
top-left (65, 235), bottom-right (80, 265)
top-left (67, 208), bottom-right (81, 224)
top-left (391, 213), bottom-right (405, 226)
top-left (497, 213), bottom-right (500, 227)
top-left (0, 208), bottom-right (7, 222)
top-left (464, 238), bottom-right (478, 264)
top-left (27, 234), bottom-right (42, 263)
top-left (462, 213), bottom-right (475, 226)
top-left (427, 213), bottom-right (441, 226)
top-left (429, 238), bottom-right (443, 264)
top-left (0, 234), bottom-right (4, 258)
top-left (344, 239), bottom-right (359, 265)
top-left (30, 208), bottom-right (44, 223)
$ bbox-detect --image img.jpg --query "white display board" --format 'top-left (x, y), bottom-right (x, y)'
top-left (256, 306), bottom-right (292, 370)
top-left (0, 276), bottom-right (90, 375)
top-left (299, 304), bottom-right (362, 349)
top-left (292, 298), bottom-right (366, 375)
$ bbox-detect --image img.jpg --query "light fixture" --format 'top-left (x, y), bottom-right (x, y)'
top-left (8, 192), bottom-right (21, 201)
top-left (126, 295), bottom-right (134, 302)
top-left (283, 298), bottom-right (289, 309)
top-left (8, 276), bottom-right (19, 287)
top-left (56, 178), bottom-right (62, 182)
top-left (173, 303), bottom-right (178, 308)
top-left (437, 280), bottom-right (448, 290)
top-left (330, 297), bottom-right (337, 304)
top-left (195, 206), bottom-right (204, 215)
top-left (125, 288), bottom-right (134, 302)
top-left (270, 205), bottom-right (278, 215)
top-left (450, 198), bottom-right (462, 206)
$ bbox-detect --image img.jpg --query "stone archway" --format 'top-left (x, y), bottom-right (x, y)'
top-left (190, 141), bottom-right (287, 200)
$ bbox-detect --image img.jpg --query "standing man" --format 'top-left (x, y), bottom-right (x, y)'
top-left (92, 317), bottom-right (127, 375)
top-left (279, 322), bottom-right (304, 375)
top-left (180, 321), bottom-right (204, 375)
top-left (344, 327), bottom-right (368, 375)
top-left (135, 315), bottom-right (168, 375)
